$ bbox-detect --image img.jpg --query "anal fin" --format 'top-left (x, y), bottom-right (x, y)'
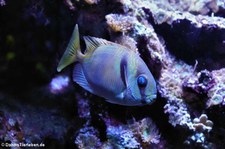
top-left (73, 64), bottom-right (94, 94)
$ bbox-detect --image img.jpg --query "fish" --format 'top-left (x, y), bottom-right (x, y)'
top-left (57, 24), bottom-right (157, 106)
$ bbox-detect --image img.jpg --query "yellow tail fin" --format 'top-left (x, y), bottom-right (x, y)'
top-left (57, 24), bottom-right (83, 72)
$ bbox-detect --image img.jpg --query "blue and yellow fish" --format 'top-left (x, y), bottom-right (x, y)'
top-left (57, 25), bottom-right (157, 106)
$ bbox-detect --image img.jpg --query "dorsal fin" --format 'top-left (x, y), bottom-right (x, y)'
top-left (83, 36), bottom-right (117, 53)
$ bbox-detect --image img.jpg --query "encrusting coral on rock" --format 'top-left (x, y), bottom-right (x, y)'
top-left (207, 68), bottom-right (225, 107)
top-left (106, 14), bottom-right (135, 33)
top-left (75, 117), bottom-right (163, 148)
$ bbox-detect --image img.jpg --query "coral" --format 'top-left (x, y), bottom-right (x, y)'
top-left (106, 125), bottom-right (140, 148)
top-left (193, 114), bottom-right (213, 133)
top-left (146, 1), bottom-right (225, 27)
top-left (182, 68), bottom-right (225, 108)
top-left (182, 114), bottom-right (214, 148)
top-left (74, 117), bottom-right (162, 148)
top-left (184, 132), bottom-right (215, 148)
top-left (84, 0), bottom-right (100, 5)
top-left (135, 0), bottom-right (221, 15)
top-left (217, 0), bottom-right (225, 9)
top-left (113, 35), bottom-right (138, 53)
top-left (75, 127), bottom-right (102, 149)
top-left (106, 14), bottom-right (136, 33)
top-left (144, 1), bottom-right (225, 70)
top-left (64, 0), bottom-right (76, 11)
top-left (105, 118), bottom-right (161, 148)
top-left (189, 0), bottom-right (218, 14)
top-left (183, 70), bottom-right (215, 95)
top-left (164, 96), bottom-right (193, 129)
top-left (207, 92), bottom-right (224, 107)
top-left (131, 118), bottom-right (160, 144)
top-left (0, 111), bottom-right (24, 145)
top-left (183, 114), bottom-right (214, 148)
top-left (106, 0), bottom-right (196, 130)
top-left (0, 0), bottom-right (5, 6)
top-left (49, 75), bottom-right (70, 94)
top-left (76, 94), bottom-right (91, 119)
top-left (206, 68), bottom-right (225, 107)
top-left (190, 132), bottom-right (206, 143)
top-left (159, 61), bottom-right (194, 98)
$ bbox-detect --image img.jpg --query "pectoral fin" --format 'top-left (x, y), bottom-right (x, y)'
top-left (73, 64), bottom-right (94, 94)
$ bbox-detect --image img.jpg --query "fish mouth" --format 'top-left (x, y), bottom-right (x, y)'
top-left (141, 94), bottom-right (157, 104)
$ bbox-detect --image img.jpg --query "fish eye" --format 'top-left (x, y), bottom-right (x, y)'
top-left (137, 75), bottom-right (147, 87)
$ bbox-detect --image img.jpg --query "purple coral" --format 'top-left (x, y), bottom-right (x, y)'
top-left (0, 0), bottom-right (5, 6)
top-left (105, 118), bottom-right (161, 148)
top-left (49, 75), bottom-right (70, 94)
top-left (75, 127), bottom-right (102, 148)
top-left (183, 70), bottom-right (215, 94)
top-left (106, 125), bottom-right (140, 148)
top-left (76, 95), bottom-right (91, 119)
top-left (164, 97), bottom-right (192, 129)
top-left (205, 69), bottom-right (225, 107)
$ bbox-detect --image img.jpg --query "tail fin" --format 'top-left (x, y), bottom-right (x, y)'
top-left (57, 24), bottom-right (83, 72)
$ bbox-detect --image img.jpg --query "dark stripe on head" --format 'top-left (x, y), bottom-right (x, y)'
top-left (140, 88), bottom-right (145, 100)
top-left (139, 84), bottom-right (149, 104)
top-left (120, 55), bottom-right (127, 87)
